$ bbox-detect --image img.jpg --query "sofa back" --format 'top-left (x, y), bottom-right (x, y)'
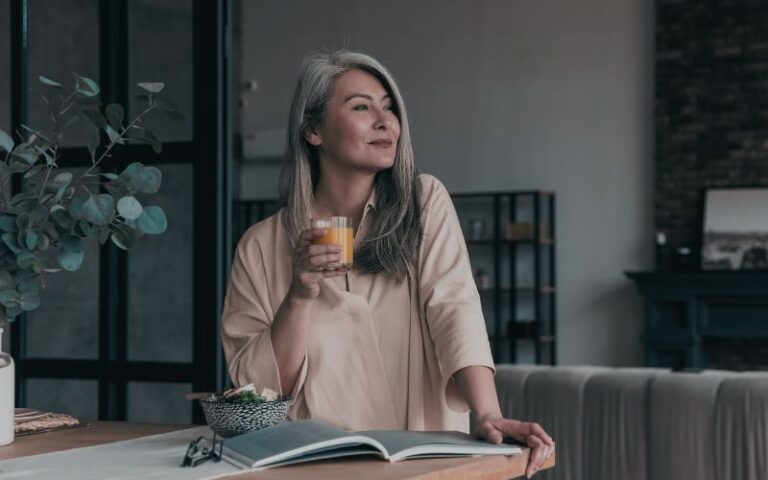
top-left (494, 365), bottom-right (768, 480)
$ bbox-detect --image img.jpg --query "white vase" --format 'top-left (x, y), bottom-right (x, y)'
top-left (0, 327), bottom-right (14, 446)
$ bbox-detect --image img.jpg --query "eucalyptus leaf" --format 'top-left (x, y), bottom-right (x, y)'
top-left (137, 82), bottom-right (165, 93)
top-left (15, 214), bottom-right (30, 230)
top-left (2, 233), bottom-right (21, 254)
top-left (110, 226), bottom-right (136, 250)
top-left (38, 232), bottom-right (50, 250)
top-left (117, 196), bottom-right (143, 220)
top-left (38, 75), bottom-right (63, 88)
top-left (58, 235), bottom-right (84, 271)
top-left (0, 129), bottom-right (14, 153)
top-left (68, 197), bottom-right (85, 219)
top-left (163, 110), bottom-right (186, 126)
top-left (0, 216), bottom-right (17, 232)
top-left (25, 231), bottom-right (38, 250)
top-left (16, 251), bottom-right (36, 269)
top-left (97, 227), bottom-right (110, 244)
top-left (143, 130), bottom-right (162, 154)
top-left (46, 172), bottom-right (73, 191)
top-left (101, 172), bottom-right (119, 180)
top-left (131, 166), bottom-right (162, 194)
top-left (73, 73), bottom-right (100, 97)
top-left (87, 129), bottom-right (100, 157)
top-left (19, 290), bottom-right (41, 311)
top-left (51, 209), bottom-right (74, 230)
top-left (31, 206), bottom-right (48, 225)
top-left (82, 194), bottom-right (115, 226)
top-left (0, 270), bottom-right (13, 291)
top-left (75, 221), bottom-right (93, 237)
top-left (4, 305), bottom-right (23, 320)
top-left (121, 162), bottom-right (144, 179)
top-left (12, 149), bottom-right (38, 165)
top-left (137, 206), bottom-right (167, 235)
top-left (0, 289), bottom-right (20, 308)
top-left (82, 109), bottom-right (107, 129)
top-left (105, 104), bottom-right (125, 130)
top-left (105, 125), bottom-right (124, 145)
top-left (24, 164), bottom-right (43, 179)
top-left (60, 234), bottom-right (83, 254)
top-left (18, 280), bottom-right (38, 294)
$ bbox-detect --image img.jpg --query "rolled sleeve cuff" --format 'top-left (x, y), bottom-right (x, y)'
top-left (443, 348), bottom-right (496, 413)
top-left (232, 329), bottom-right (308, 400)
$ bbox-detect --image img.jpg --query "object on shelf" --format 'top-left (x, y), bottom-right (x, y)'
top-left (671, 246), bottom-right (695, 271)
top-left (475, 268), bottom-right (490, 289)
top-left (655, 230), bottom-right (670, 269)
top-left (506, 223), bottom-right (549, 241)
top-left (467, 219), bottom-right (488, 240)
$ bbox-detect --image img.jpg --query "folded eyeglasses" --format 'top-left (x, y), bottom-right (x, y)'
top-left (181, 433), bottom-right (223, 467)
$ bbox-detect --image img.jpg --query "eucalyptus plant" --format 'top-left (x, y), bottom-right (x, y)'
top-left (0, 73), bottom-right (181, 325)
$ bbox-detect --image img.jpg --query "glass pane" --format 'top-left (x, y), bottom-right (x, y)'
top-left (128, 164), bottom-right (193, 362)
top-left (28, 0), bottom-right (100, 148)
top-left (127, 381), bottom-right (192, 424)
top-left (129, 0), bottom-right (193, 142)
top-left (26, 167), bottom-right (100, 359)
top-left (0, 0), bottom-right (9, 133)
top-left (26, 378), bottom-right (98, 420)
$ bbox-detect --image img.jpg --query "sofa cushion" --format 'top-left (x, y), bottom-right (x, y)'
top-left (522, 366), bottom-right (607, 480)
top-left (582, 368), bottom-right (666, 480)
top-left (648, 372), bottom-right (736, 480)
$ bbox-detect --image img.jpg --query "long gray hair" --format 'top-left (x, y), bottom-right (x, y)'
top-left (278, 50), bottom-right (422, 281)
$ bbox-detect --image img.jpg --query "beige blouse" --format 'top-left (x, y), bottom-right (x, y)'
top-left (221, 174), bottom-right (495, 433)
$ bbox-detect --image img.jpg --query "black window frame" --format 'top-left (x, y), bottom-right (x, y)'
top-left (9, 0), bottom-right (232, 424)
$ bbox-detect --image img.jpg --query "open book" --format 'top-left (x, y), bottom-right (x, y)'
top-left (222, 420), bottom-right (522, 470)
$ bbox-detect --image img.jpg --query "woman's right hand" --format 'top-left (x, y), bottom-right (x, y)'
top-left (288, 227), bottom-right (346, 302)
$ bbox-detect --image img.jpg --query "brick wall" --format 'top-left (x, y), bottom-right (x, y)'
top-left (656, 0), bottom-right (768, 250)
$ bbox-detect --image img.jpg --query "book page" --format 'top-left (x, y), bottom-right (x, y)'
top-left (223, 420), bottom-right (386, 468)
top-left (358, 430), bottom-right (522, 462)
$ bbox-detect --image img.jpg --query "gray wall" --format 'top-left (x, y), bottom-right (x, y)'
top-left (238, 0), bottom-right (655, 366)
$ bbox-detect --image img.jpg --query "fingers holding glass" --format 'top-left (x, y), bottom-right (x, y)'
top-left (310, 217), bottom-right (353, 271)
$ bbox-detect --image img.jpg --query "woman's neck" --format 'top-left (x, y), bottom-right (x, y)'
top-left (314, 170), bottom-right (375, 229)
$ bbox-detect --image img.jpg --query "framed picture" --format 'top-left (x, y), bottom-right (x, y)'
top-left (700, 187), bottom-right (768, 270)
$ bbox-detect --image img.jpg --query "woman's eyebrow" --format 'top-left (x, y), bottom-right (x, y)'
top-left (343, 93), bottom-right (391, 103)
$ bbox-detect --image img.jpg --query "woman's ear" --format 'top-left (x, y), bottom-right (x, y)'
top-left (304, 127), bottom-right (322, 147)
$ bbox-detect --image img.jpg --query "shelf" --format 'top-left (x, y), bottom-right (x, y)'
top-left (449, 190), bottom-right (556, 365)
top-left (466, 238), bottom-right (554, 245)
top-left (506, 321), bottom-right (555, 341)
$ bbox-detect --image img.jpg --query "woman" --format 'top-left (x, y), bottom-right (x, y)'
top-left (222, 50), bottom-right (554, 477)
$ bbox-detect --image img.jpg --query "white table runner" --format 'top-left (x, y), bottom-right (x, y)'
top-left (0, 426), bottom-right (241, 480)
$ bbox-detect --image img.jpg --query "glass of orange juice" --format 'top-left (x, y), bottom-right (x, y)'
top-left (310, 216), bottom-right (353, 271)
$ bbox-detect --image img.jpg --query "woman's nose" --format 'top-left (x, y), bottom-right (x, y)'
top-left (373, 107), bottom-right (389, 130)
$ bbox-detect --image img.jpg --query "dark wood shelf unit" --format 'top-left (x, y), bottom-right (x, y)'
top-left (452, 191), bottom-right (556, 365)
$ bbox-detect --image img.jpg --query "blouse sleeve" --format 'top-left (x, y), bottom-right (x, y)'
top-left (220, 232), bottom-right (307, 398)
top-left (418, 175), bottom-right (496, 413)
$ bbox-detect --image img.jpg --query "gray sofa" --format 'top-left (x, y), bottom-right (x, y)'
top-left (492, 365), bottom-right (768, 480)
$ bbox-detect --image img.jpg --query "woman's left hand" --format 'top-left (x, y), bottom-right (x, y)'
top-left (473, 413), bottom-right (555, 478)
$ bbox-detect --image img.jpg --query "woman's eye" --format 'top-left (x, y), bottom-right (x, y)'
top-left (353, 104), bottom-right (369, 111)
top-left (383, 104), bottom-right (393, 111)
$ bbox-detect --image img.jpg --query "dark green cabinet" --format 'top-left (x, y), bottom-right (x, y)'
top-left (626, 271), bottom-right (768, 370)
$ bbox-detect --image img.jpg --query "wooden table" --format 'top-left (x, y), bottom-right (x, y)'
top-left (0, 422), bottom-right (555, 479)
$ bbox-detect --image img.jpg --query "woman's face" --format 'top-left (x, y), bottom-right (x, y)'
top-left (307, 69), bottom-right (401, 174)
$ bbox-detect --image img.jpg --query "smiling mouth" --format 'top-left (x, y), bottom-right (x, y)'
top-left (369, 140), bottom-right (393, 148)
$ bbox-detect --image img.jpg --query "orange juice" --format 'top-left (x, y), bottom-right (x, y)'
top-left (311, 217), bottom-right (354, 270)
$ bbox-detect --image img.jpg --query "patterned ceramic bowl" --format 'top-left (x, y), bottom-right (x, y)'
top-left (199, 396), bottom-right (293, 437)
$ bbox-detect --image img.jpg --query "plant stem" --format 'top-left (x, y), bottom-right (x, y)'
top-left (76, 103), bottom-right (156, 183)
